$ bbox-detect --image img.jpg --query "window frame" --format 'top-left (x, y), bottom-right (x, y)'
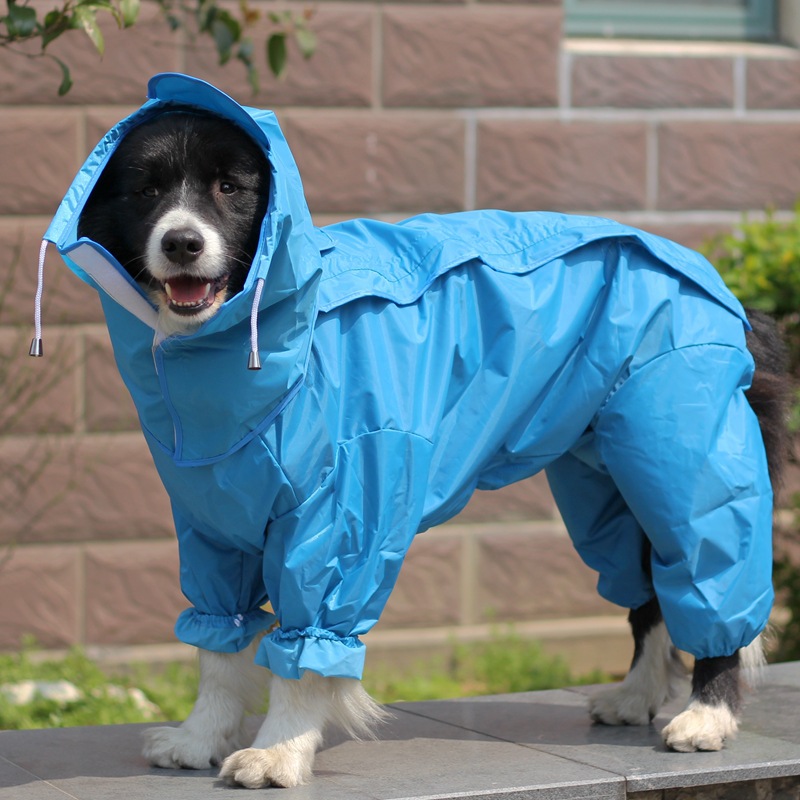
top-left (563, 0), bottom-right (776, 42)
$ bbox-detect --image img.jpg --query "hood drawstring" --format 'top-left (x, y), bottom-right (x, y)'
top-left (29, 239), bottom-right (48, 357)
top-left (31, 239), bottom-right (265, 371)
top-left (248, 277), bottom-right (265, 370)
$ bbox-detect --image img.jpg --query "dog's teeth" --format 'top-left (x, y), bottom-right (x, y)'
top-left (163, 281), bottom-right (214, 309)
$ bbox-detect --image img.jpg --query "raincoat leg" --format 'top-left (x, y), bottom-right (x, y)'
top-left (591, 343), bottom-right (774, 660)
top-left (172, 512), bottom-right (275, 653)
top-left (257, 430), bottom-right (434, 680)
top-left (545, 450), bottom-right (654, 611)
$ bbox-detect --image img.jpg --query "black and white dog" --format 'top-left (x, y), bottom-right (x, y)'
top-left (78, 112), bottom-right (789, 788)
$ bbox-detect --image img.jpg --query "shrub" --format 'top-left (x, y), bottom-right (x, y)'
top-left (703, 207), bottom-right (800, 662)
top-left (702, 205), bottom-right (800, 375)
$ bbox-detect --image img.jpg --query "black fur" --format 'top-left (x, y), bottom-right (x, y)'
top-left (744, 309), bottom-right (791, 490)
top-left (628, 597), bottom-right (666, 669)
top-left (78, 111), bottom-right (269, 303)
top-left (691, 654), bottom-right (742, 715)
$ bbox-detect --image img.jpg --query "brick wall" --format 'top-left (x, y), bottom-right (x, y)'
top-left (1, 0), bottom-right (799, 672)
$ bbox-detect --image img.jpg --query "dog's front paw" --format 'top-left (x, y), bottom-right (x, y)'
top-left (662, 701), bottom-right (738, 752)
top-left (219, 745), bottom-right (312, 789)
top-left (589, 684), bottom-right (657, 726)
top-left (142, 724), bottom-right (242, 770)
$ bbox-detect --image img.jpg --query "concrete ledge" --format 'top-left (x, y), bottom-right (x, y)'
top-left (2, 662), bottom-right (799, 799)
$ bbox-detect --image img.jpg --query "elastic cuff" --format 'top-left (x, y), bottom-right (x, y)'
top-left (175, 607), bottom-right (277, 653)
top-left (255, 626), bottom-right (366, 680)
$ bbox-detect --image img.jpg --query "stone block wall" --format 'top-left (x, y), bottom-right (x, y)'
top-left (1, 0), bottom-right (799, 672)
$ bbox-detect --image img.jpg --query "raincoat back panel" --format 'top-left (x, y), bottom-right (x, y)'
top-left (248, 233), bottom-right (772, 671)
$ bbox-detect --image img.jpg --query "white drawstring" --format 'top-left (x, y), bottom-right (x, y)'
top-left (29, 239), bottom-right (48, 357)
top-left (248, 277), bottom-right (265, 370)
top-left (30, 239), bottom-right (264, 371)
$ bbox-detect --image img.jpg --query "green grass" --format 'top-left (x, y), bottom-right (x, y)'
top-left (0, 632), bottom-right (609, 730)
top-left (0, 643), bottom-right (199, 730)
top-left (365, 632), bottom-right (609, 703)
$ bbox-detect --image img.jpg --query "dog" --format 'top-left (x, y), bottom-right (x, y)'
top-left (74, 107), bottom-right (789, 788)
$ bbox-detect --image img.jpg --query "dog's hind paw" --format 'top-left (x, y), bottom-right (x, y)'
top-left (662, 701), bottom-right (738, 752)
top-left (142, 724), bottom-right (241, 770)
top-left (589, 684), bottom-right (657, 726)
top-left (219, 746), bottom-right (312, 789)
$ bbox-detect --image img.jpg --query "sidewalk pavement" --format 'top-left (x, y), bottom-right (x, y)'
top-left (2, 662), bottom-right (800, 799)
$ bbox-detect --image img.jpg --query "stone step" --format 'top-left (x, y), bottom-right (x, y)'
top-left (2, 661), bottom-right (799, 799)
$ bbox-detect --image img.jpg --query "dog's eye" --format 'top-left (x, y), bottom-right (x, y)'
top-left (219, 181), bottom-right (238, 195)
top-left (141, 186), bottom-right (159, 198)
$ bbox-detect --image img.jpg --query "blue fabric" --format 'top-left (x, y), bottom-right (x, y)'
top-left (46, 73), bottom-right (774, 675)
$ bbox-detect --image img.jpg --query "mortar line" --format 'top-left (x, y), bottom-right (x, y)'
top-left (464, 112), bottom-right (477, 211)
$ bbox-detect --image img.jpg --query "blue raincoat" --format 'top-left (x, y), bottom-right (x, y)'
top-left (43, 74), bottom-right (773, 679)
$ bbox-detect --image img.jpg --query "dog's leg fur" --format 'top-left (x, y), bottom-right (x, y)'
top-left (662, 636), bottom-right (765, 751)
top-left (219, 672), bottom-right (387, 788)
top-left (590, 597), bottom-right (687, 726)
top-left (143, 640), bottom-right (268, 769)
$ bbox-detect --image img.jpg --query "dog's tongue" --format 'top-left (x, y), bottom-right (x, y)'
top-left (164, 276), bottom-right (211, 304)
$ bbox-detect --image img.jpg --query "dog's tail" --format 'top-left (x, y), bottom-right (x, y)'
top-left (744, 308), bottom-right (792, 492)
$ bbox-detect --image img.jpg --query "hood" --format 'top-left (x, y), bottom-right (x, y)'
top-left (42, 73), bottom-right (325, 464)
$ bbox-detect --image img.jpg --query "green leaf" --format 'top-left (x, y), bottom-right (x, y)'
top-left (235, 39), bottom-right (259, 93)
top-left (53, 57), bottom-right (73, 96)
top-left (195, 0), bottom-right (215, 32)
top-left (4, 1), bottom-right (38, 38)
top-left (266, 32), bottom-right (287, 78)
top-left (40, 9), bottom-right (71, 48)
top-left (210, 10), bottom-right (241, 65)
top-left (72, 6), bottom-right (105, 54)
top-left (119, 0), bottom-right (140, 27)
top-left (294, 25), bottom-right (316, 59)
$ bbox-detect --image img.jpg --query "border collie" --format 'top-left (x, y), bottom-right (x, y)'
top-left (77, 111), bottom-right (789, 788)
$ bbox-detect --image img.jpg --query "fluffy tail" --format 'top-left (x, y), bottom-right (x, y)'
top-left (744, 309), bottom-right (791, 492)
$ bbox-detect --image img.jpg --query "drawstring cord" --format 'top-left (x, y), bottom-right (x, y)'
top-left (30, 238), bottom-right (263, 372)
top-left (29, 239), bottom-right (47, 357)
top-left (248, 277), bottom-right (265, 370)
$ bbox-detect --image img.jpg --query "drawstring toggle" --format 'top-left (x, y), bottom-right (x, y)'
top-left (248, 350), bottom-right (262, 370)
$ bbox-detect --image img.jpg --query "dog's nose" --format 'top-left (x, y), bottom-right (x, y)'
top-left (162, 228), bottom-right (205, 264)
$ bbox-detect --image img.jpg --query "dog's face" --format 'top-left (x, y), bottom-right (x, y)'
top-left (78, 112), bottom-right (270, 335)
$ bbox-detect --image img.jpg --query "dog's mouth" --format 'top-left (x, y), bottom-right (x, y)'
top-left (160, 275), bottom-right (230, 316)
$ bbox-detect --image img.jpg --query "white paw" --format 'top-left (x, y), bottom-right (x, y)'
top-left (662, 701), bottom-right (738, 752)
top-left (219, 745), bottom-right (312, 789)
top-left (589, 684), bottom-right (659, 726)
top-left (142, 724), bottom-right (242, 769)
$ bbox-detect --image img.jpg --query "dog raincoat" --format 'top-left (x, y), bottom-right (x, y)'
top-left (40, 73), bottom-right (774, 679)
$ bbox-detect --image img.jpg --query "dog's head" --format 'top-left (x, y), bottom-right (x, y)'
top-left (78, 111), bottom-right (270, 335)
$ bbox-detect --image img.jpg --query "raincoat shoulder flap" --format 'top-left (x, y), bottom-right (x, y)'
top-left (316, 212), bottom-right (748, 326)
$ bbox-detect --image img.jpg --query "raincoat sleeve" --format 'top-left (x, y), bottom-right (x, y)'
top-left (173, 509), bottom-right (276, 653)
top-left (256, 430), bottom-right (434, 680)
top-left (592, 343), bottom-right (774, 659)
